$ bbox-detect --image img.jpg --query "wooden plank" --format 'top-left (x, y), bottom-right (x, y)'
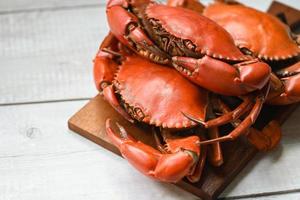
top-left (0, 0), bottom-right (103, 13)
top-left (268, 1), bottom-right (300, 29)
top-left (0, 101), bottom-right (95, 157)
top-left (0, 100), bottom-right (299, 199)
top-left (0, 150), bottom-right (199, 200)
top-left (0, 7), bottom-right (107, 104)
top-left (68, 94), bottom-right (300, 200)
top-left (222, 192), bottom-right (300, 200)
top-left (0, 0), bottom-right (299, 13)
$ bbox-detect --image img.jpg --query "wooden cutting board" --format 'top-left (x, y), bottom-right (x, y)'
top-left (68, 2), bottom-right (300, 200)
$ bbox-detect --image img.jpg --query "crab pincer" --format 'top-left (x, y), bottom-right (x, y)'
top-left (105, 0), bottom-right (272, 96)
top-left (106, 119), bottom-right (201, 183)
top-left (268, 62), bottom-right (300, 105)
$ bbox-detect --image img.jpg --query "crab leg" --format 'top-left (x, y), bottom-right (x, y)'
top-left (197, 92), bottom-right (265, 145)
top-left (207, 127), bottom-right (224, 166)
top-left (106, 0), bottom-right (169, 64)
top-left (172, 56), bottom-right (271, 96)
top-left (267, 61), bottom-right (300, 105)
top-left (183, 95), bottom-right (253, 128)
top-left (106, 119), bottom-right (200, 183)
top-left (216, 99), bottom-right (282, 151)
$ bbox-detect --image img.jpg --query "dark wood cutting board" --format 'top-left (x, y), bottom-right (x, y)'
top-left (68, 2), bottom-right (300, 200)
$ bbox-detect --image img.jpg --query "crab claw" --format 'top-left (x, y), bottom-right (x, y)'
top-left (267, 74), bottom-right (300, 105)
top-left (106, 1), bottom-right (169, 64)
top-left (93, 50), bottom-right (118, 92)
top-left (172, 56), bottom-right (271, 96)
top-left (106, 119), bottom-right (200, 183)
top-left (93, 33), bottom-right (119, 92)
top-left (267, 62), bottom-right (300, 105)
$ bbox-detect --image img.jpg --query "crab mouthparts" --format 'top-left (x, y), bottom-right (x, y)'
top-left (136, 44), bottom-right (169, 64)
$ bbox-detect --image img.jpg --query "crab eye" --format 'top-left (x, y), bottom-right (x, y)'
top-left (240, 47), bottom-right (253, 56)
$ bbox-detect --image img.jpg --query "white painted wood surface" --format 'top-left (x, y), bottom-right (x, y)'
top-left (0, 101), bottom-right (300, 199)
top-left (1, 0), bottom-right (299, 13)
top-left (0, 7), bottom-right (107, 104)
top-left (0, 0), bottom-right (300, 199)
top-left (0, 101), bottom-right (199, 200)
top-left (0, 0), bottom-right (103, 13)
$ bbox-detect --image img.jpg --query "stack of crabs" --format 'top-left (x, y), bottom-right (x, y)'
top-left (93, 0), bottom-right (300, 183)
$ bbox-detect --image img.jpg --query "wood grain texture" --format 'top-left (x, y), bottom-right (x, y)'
top-left (0, 0), bottom-right (299, 13)
top-left (0, 101), bottom-right (93, 157)
top-left (0, 148), bottom-right (198, 200)
top-left (0, 0), bottom-right (103, 13)
top-left (222, 192), bottom-right (300, 200)
top-left (0, 7), bottom-right (107, 104)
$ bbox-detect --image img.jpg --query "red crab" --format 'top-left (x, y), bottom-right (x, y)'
top-left (168, 0), bottom-right (300, 105)
top-left (105, 0), bottom-right (271, 96)
top-left (95, 34), bottom-right (208, 182)
top-left (92, 33), bottom-right (280, 182)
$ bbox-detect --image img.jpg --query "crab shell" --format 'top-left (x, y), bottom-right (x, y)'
top-left (143, 3), bottom-right (248, 61)
top-left (114, 56), bottom-right (208, 129)
top-left (203, 2), bottom-right (300, 60)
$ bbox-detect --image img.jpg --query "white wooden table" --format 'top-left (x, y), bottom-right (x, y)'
top-left (1, 0), bottom-right (300, 199)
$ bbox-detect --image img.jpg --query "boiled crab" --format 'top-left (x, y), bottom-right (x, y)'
top-left (168, 0), bottom-right (300, 105)
top-left (105, 0), bottom-right (271, 96)
top-left (92, 33), bottom-right (280, 182)
top-left (95, 33), bottom-right (208, 182)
